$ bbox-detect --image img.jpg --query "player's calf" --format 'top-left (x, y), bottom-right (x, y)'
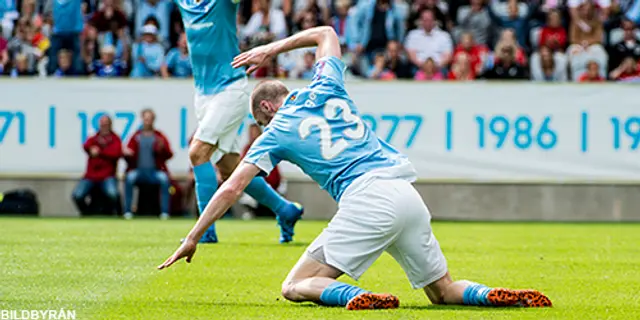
top-left (282, 279), bottom-right (399, 310)
top-left (424, 274), bottom-right (552, 308)
top-left (190, 139), bottom-right (219, 243)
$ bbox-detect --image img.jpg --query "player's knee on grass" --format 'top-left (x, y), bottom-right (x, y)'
top-left (281, 282), bottom-right (295, 301)
top-left (281, 280), bottom-right (303, 302)
top-left (189, 139), bottom-right (216, 166)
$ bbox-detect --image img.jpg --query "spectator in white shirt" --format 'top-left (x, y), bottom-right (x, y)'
top-left (242, 0), bottom-right (287, 47)
top-left (405, 9), bottom-right (453, 68)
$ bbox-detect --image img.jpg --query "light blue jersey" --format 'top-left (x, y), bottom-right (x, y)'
top-left (244, 56), bottom-right (416, 202)
top-left (175, 0), bottom-right (246, 95)
top-left (52, 0), bottom-right (83, 34)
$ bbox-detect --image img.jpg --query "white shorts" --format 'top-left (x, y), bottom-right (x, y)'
top-left (193, 78), bottom-right (250, 163)
top-left (307, 175), bottom-right (448, 289)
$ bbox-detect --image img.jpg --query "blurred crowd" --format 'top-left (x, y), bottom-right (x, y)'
top-left (1, 0), bottom-right (639, 81)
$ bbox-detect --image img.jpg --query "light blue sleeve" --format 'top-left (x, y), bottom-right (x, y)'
top-left (131, 43), bottom-right (140, 60)
top-left (165, 49), bottom-right (177, 68)
top-left (243, 128), bottom-right (283, 175)
top-left (352, 1), bottom-right (368, 47)
top-left (309, 56), bottom-right (346, 90)
top-left (344, 10), bottom-right (358, 51)
top-left (393, 6), bottom-right (405, 42)
top-left (146, 45), bottom-right (165, 71)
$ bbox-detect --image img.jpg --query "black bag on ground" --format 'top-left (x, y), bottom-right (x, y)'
top-left (0, 189), bottom-right (39, 215)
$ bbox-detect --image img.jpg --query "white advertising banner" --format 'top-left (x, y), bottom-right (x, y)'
top-left (1, 79), bottom-right (639, 182)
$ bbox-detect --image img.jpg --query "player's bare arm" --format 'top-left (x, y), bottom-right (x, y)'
top-left (157, 163), bottom-right (261, 270)
top-left (231, 26), bottom-right (341, 74)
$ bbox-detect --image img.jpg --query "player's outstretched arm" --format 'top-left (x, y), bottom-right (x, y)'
top-left (232, 26), bottom-right (341, 74)
top-left (157, 163), bottom-right (261, 270)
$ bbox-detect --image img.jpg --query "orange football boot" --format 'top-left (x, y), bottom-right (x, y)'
top-left (346, 293), bottom-right (400, 310)
top-left (487, 288), bottom-right (553, 307)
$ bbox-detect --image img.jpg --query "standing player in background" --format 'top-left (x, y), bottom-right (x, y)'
top-left (173, 0), bottom-right (303, 243)
top-left (158, 26), bottom-right (552, 310)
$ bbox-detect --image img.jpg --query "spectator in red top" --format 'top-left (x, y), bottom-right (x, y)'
top-left (578, 60), bottom-right (605, 81)
top-left (0, 26), bottom-right (8, 73)
top-left (539, 9), bottom-right (567, 52)
top-left (453, 32), bottom-right (488, 76)
top-left (72, 115), bottom-right (122, 214)
top-left (609, 57), bottom-right (640, 80)
top-left (448, 52), bottom-right (476, 80)
top-left (123, 108), bottom-right (174, 219)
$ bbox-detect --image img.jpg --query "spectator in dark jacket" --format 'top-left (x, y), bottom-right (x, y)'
top-left (481, 45), bottom-right (528, 79)
top-left (53, 49), bottom-right (79, 77)
top-left (123, 108), bottom-right (173, 220)
top-left (608, 19), bottom-right (640, 72)
top-left (72, 115), bottom-right (122, 214)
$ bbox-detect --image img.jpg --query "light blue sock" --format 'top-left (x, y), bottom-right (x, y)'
top-left (319, 282), bottom-right (367, 306)
top-left (462, 283), bottom-right (493, 306)
top-left (193, 162), bottom-right (218, 238)
top-left (245, 176), bottom-right (292, 215)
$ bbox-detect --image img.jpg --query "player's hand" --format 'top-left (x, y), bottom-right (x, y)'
top-left (157, 239), bottom-right (197, 270)
top-left (231, 46), bottom-right (271, 75)
top-left (123, 148), bottom-right (134, 156)
top-left (89, 146), bottom-right (100, 157)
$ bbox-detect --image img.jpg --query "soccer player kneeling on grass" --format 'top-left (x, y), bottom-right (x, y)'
top-left (158, 26), bottom-right (553, 310)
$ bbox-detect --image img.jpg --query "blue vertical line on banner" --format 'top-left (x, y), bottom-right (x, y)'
top-left (581, 111), bottom-right (588, 152)
top-left (49, 106), bottom-right (56, 148)
top-left (180, 106), bottom-right (188, 149)
top-left (446, 110), bottom-right (453, 151)
top-left (15, 111), bottom-right (26, 145)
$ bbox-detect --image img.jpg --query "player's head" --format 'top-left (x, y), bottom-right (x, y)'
top-left (250, 80), bottom-right (290, 127)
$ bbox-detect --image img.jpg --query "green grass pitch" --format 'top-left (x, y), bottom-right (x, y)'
top-left (1, 218), bottom-right (639, 319)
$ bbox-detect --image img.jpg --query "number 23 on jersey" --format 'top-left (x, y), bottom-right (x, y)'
top-left (298, 98), bottom-right (366, 160)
